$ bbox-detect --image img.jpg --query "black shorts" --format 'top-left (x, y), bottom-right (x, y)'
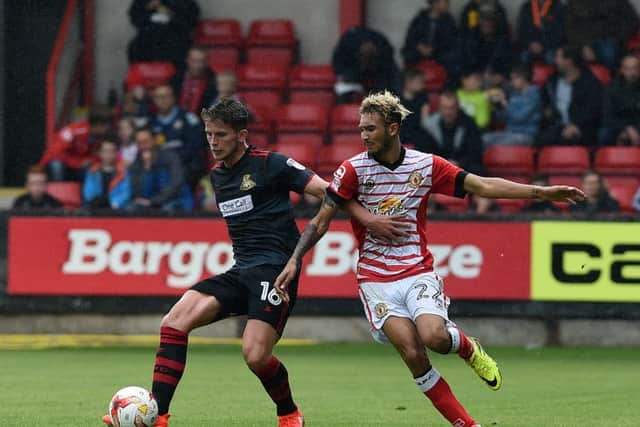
top-left (191, 264), bottom-right (298, 336)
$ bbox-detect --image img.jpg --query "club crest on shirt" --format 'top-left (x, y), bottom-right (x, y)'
top-left (374, 303), bottom-right (388, 319)
top-left (364, 178), bottom-right (375, 191)
top-left (240, 174), bottom-right (256, 191)
top-left (374, 196), bottom-right (407, 216)
top-left (408, 171), bottom-right (424, 189)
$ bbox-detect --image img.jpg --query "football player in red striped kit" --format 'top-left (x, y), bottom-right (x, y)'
top-left (274, 91), bottom-right (584, 426)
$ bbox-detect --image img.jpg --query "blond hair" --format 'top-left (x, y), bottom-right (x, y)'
top-left (360, 90), bottom-right (412, 124)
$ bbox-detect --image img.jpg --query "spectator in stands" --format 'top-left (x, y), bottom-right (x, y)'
top-left (150, 84), bottom-right (205, 189)
top-left (600, 54), bottom-right (640, 146)
top-left (566, 0), bottom-right (639, 70)
top-left (402, 0), bottom-right (461, 76)
top-left (523, 174), bottom-right (559, 213)
top-left (332, 26), bottom-right (400, 103)
top-left (82, 139), bottom-right (132, 210)
top-left (418, 92), bottom-right (483, 175)
top-left (569, 170), bottom-right (620, 214)
top-left (214, 71), bottom-right (240, 103)
top-left (539, 46), bottom-right (602, 146)
top-left (399, 68), bottom-right (430, 145)
top-left (120, 69), bottom-right (153, 123)
top-left (128, 126), bottom-right (193, 212)
top-left (483, 62), bottom-right (509, 93)
top-left (12, 165), bottom-right (63, 210)
top-left (457, 69), bottom-right (491, 130)
top-left (460, 0), bottom-right (509, 40)
top-left (117, 117), bottom-right (138, 166)
top-left (461, 2), bottom-right (512, 74)
top-left (127, 0), bottom-right (200, 67)
top-left (517, 0), bottom-right (566, 63)
top-left (39, 105), bottom-right (113, 182)
top-left (483, 62), bottom-right (542, 147)
top-left (171, 46), bottom-right (217, 113)
top-left (633, 186), bottom-right (640, 211)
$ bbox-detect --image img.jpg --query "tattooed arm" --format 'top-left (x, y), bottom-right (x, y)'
top-left (274, 195), bottom-right (340, 302)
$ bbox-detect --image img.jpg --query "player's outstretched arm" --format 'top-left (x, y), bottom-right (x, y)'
top-left (274, 195), bottom-right (340, 302)
top-left (463, 173), bottom-right (586, 204)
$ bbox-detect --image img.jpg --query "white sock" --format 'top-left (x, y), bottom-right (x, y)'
top-left (414, 367), bottom-right (441, 393)
top-left (447, 326), bottom-right (461, 353)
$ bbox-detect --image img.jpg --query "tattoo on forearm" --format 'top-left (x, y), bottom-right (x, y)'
top-left (531, 186), bottom-right (540, 199)
top-left (292, 223), bottom-right (323, 263)
top-left (323, 195), bottom-right (337, 208)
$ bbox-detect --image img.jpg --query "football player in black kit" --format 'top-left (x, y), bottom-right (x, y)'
top-left (103, 97), bottom-right (406, 427)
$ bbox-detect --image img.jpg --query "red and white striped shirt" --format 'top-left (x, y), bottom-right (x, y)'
top-left (328, 148), bottom-right (467, 283)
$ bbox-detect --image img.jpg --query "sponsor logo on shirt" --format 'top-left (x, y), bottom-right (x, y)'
top-left (286, 158), bottom-right (306, 170)
top-left (240, 174), bottom-right (256, 191)
top-left (218, 195), bottom-right (254, 217)
top-left (373, 196), bottom-right (407, 216)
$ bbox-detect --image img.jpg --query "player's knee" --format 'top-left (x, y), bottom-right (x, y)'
top-left (242, 343), bottom-right (270, 371)
top-left (420, 328), bottom-right (451, 354)
top-left (160, 306), bottom-right (193, 332)
top-left (397, 343), bottom-right (425, 366)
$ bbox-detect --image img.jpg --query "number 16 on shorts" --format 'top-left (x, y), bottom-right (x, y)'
top-left (260, 281), bottom-right (283, 306)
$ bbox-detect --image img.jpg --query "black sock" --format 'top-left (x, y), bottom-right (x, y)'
top-left (252, 356), bottom-right (297, 416)
top-left (152, 326), bottom-right (188, 415)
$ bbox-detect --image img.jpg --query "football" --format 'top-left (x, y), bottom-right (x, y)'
top-left (108, 386), bottom-right (158, 427)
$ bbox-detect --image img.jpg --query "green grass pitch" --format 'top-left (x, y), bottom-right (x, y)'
top-left (1, 343), bottom-right (638, 426)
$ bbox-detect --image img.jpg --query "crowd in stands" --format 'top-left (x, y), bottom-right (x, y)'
top-left (18, 0), bottom-right (640, 215)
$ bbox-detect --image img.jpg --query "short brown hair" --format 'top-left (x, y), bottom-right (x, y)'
top-left (26, 164), bottom-right (46, 178)
top-left (201, 97), bottom-right (249, 131)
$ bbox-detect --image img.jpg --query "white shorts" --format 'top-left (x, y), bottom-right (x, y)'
top-left (358, 271), bottom-right (451, 344)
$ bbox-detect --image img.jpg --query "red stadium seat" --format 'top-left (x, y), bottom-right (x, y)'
top-left (247, 19), bottom-right (297, 48)
top-left (288, 90), bottom-right (335, 108)
top-left (240, 90), bottom-right (283, 112)
top-left (606, 178), bottom-right (639, 212)
top-left (318, 141), bottom-right (364, 175)
top-left (246, 105), bottom-right (274, 136)
top-left (428, 92), bottom-right (441, 113)
top-left (246, 47), bottom-right (294, 67)
top-left (483, 146), bottom-right (536, 176)
top-left (273, 141), bottom-right (317, 169)
top-left (289, 65), bottom-right (335, 90)
top-left (495, 198), bottom-right (527, 212)
top-left (47, 182), bottom-right (82, 209)
top-left (248, 133), bottom-right (270, 148)
top-left (126, 62), bottom-right (176, 89)
top-left (330, 104), bottom-right (361, 133)
top-left (626, 31), bottom-right (640, 52)
top-left (276, 104), bottom-right (329, 134)
top-left (532, 62), bottom-right (555, 87)
top-left (432, 193), bottom-right (469, 212)
top-left (537, 146), bottom-right (591, 175)
top-left (276, 134), bottom-right (324, 150)
top-left (207, 48), bottom-right (240, 73)
top-left (237, 64), bottom-right (288, 92)
top-left (594, 146), bottom-right (640, 175)
top-left (588, 63), bottom-right (611, 85)
top-left (415, 61), bottom-right (447, 92)
top-left (549, 175), bottom-right (582, 188)
top-left (193, 19), bottom-right (243, 48)
top-left (331, 133), bottom-right (362, 146)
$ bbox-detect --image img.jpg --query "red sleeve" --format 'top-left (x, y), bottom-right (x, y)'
top-left (327, 160), bottom-right (359, 203)
top-left (431, 155), bottom-right (468, 198)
